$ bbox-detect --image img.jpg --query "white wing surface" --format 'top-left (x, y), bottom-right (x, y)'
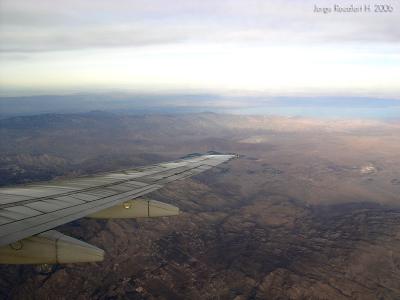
top-left (0, 154), bottom-right (235, 264)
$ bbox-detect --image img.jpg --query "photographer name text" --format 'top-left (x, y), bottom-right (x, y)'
top-left (313, 3), bottom-right (395, 14)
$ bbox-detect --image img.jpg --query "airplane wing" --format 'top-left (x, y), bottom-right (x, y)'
top-left (0, 154), bottom-right (236, 264)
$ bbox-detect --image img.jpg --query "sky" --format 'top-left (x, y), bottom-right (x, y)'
top-left (0, 0), bottom-right (399, 97)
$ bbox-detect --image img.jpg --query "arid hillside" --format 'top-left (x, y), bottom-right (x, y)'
top-left (1, 112), bottom-right (400, 299)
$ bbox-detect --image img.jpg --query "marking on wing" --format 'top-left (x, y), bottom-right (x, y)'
top-left (0, 206), bottom-right (42, 221)
top-left (0, 194), bottom-right (32, 205)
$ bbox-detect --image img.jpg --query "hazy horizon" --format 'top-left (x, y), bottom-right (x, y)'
top-left (1, 92), bottom-right (400, 120)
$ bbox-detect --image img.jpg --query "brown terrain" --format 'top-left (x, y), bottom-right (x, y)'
top-left (0, 112), bottom-right (400, 299)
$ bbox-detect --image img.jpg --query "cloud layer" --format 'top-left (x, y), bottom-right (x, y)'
top-left (0, 0), bottom-right (399, 96)
top-left (1, 0), bottom-right (399, 52)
